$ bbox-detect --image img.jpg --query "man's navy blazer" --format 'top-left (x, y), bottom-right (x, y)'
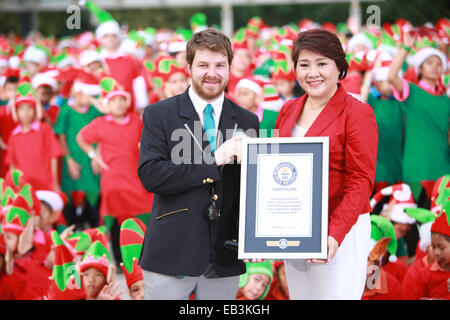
top-left (138, 88), bottom-right (259, 277)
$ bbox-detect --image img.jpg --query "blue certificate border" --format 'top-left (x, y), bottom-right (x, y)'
top-left (238, 137), bottom-right (329, 259)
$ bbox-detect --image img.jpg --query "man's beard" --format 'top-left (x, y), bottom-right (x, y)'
top-left (191, 75), bottom-right (228, 101)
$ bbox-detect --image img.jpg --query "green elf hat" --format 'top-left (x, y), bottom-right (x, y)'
top-left (239, 260), bottom-right (273, 300)
top-left (66, 225), bottom-right (107, 257)
top-left (270, 51), bottom-right (296, 82)
top-left (15, 81), bottom-right (36, 109)
top-left (100, 77), bottom-right (131, 106)
top-left (79, 239), bottom-right (111, 277)
top-left (190, 12), bottom-right (207, 33)
top-left (0, 169), bottom-right (40, 216)
top-left (1, 195), bottom-right (31, 236)
top-left (119, 218), bottom-right (146, 287)
top-left (83, 1), bottom-right (120, 41)
top-left (154, 55), bottom-right (189, 84)
top-left (246, 16), bottom-right (266, 39)
top-left (47, 231), bottom-right (86, 300)
top-left (430, 175), bottom-right (450, 214)
top-left (232, 27), bottom-right (249, 51)
top-left (370, 214), bottom-right (398, 260)
top-left (404, 207), bottom-right (437, 252)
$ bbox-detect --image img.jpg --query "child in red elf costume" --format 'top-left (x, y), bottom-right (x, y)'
top-left (76, 77), bottom-right (153, 268)
top-left (264, 261), bottom-right (289, 300)
top-left (5, 82), bottom-right (63, 191)
top-left (402, 202), bottom-right (450, 300)
top-left (362, 237), bottom-right (403, 300)
top-left (119, 217), bottom-right (146, 300)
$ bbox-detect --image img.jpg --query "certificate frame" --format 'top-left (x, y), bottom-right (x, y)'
top-left (238, 137), bottom-right (329, 260)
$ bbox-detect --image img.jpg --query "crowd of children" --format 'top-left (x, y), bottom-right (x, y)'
top-left (0, 0), bottom-right (449, 299)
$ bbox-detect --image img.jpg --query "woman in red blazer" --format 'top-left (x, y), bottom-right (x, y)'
top-left (275, 29), bottom-right (378, 299)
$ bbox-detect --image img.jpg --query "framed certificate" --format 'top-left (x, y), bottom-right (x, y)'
top-left (238, 137), bottom-right (329, 259)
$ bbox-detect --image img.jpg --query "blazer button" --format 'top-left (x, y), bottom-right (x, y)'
top-left (212, 194), bottom-right (218, 200)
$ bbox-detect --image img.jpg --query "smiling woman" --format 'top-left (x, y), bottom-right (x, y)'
top-left (275, 29), bottom-right (378, 300)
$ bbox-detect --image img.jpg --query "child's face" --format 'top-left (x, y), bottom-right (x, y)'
top-left (16, 103), bottom-right (36, 126)
top-left (74, 91), bottom-right (93, 107)
top-left (25, 61), bottom-right (40, 77)
top-left (431, 233), bottom-right (450, 271)
top-left (393, 222), bottom-right (411, 240)
top-left (83, 267), bottom-right (107, 299)
top-left (100, 33), bottom-right (121, 52)
top-left (374, 80), bottom-right (393, 96)
top-left (129, 279), bottom-right (145, 300)
top-left (273, 80), bottom-right (296, 98)
top-left (3, 82), bottom-right (18, 101)
top-left (164, 72), bottom-right (189, 98)
top-left (107, 96), bottom-right (129, 117)
top-left (174, 51), bottom-right (187, 69)
top-left (242, 273), bottom-right (270, 300)
top-left (232, 50), bottom-right (251, 72)
top-left (36, 85), bottom-right (53, 104)
top-left (235, 87), bottom-right (258, 110)
top-left (86, 61), bottom-right (102, 74)
top-left (38, 202), bottom-right (52, 232)
top-left (419, 55), bottom-right (443, 83)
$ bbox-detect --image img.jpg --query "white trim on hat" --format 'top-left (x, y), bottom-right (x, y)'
top-left (72, 81), bottom-right (101, 96)
top-left (410, 47), bottom-right (447, 73)
top-left (79, 50), bottom-right (102, 67)
top-left (95, 20), bottom-right (121, 41)
top-left (347, 33), bottom-right (373, 52)
top-left (418, 222), bottom-right (433, 252)
top-left (168, 41), bottom-right (186, 53)
top-left (32, 73), bottom-right (58, 91)
top-left (23, 46), bottom-right (48, 65)
top-left (36, 190), bottom-right (64, 212)
top-left (236, 78), bottom-right (263, 95)
top-left (387, 203), bottom-right (417, 224)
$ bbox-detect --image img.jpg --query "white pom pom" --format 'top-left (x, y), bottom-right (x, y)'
top-left (388, 255), bottom-right (397, 263)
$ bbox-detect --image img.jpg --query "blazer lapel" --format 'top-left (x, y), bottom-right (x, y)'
top-left (280, 95), bottom-right (306, 137)
top-left (178, 90), bottom-right (208, 151)
top-left (305, 85), bottom-right (347, 137)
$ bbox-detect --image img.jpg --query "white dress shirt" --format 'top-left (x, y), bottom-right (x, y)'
top-left (188, 86), bottom-right (224, 135)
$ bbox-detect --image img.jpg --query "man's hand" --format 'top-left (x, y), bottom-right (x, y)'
top-left (214, 135), bottom-right (245, 166)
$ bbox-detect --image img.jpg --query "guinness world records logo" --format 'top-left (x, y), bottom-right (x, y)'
top-left (273, 162), bottom-right (297, 186)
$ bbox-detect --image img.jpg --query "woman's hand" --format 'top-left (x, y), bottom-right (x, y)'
top-left (307, 236), bottom-right (339, 264)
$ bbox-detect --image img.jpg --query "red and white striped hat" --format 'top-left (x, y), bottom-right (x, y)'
top-left (370, 183), bottom-right (417, 224)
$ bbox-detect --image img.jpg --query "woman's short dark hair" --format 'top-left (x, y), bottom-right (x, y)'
top-left (292, 29), bottom-right (349, 80)
top-left (186, 28), bottom-right (233, 67)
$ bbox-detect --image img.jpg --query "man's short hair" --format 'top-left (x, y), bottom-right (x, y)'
top-left (186, 28), bottom-right (233, 66)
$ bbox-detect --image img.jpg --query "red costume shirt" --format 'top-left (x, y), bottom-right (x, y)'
top-left (5, 120), bottom-right (64, 190)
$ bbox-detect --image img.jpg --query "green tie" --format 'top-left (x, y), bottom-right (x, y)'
top-left (203, 104), bottom-right (216, 152)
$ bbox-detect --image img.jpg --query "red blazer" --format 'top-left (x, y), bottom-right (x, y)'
top-left (274, 84), bottom-right (378, 245)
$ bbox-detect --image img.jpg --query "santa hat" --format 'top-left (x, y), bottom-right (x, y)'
top-left (78, 49), bottom-right (102, 67)
top-left (79, 239), bottom-right (111, 277)
top-left (167, 34), bottom-right (186, 54)
top-left (236, 76), bottom-right (264, 95)
top-left (154, 55), bottom-right (189, 84)
top-left (409, 47), bottom-right (447, 73)
top-left (47, 231), bottom-right (86, 300)
top-left (430, 175), bottom-right (450, 214)
top-left (365, 50), bottom-right (398, 82)
top-left (23, 45), bottom-right (48, 66)
top-left (14, 82), bottom-right (36, 109)
top-left (370, 214), bottom-right (398, 261)
top-left (119, 218), bottom-right (146, 288)
top-left (36, 190), bottom-right (67, 212)
top-left (347, 32), bottom-right (375, 52)
top-left (72, 69), bottom-right (101, 96)
top-left (370, 183), bottom-right (417, 224)
top-left (368, 237), bottom-right (392, 261)
top-left (430, 201), bottom-right (450, 237)
top-left (100, 77), bottom-right (131, 106)
top-left (239, 260), bottom-right (273, 300)
top-left (31, 72), bottom-right (58, 91)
